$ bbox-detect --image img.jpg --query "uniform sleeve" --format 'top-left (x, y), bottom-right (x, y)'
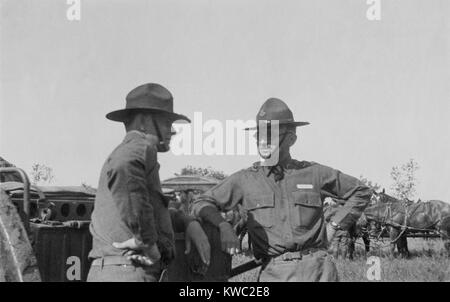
top-left (191, 172), bottom-right (244, 228)
top-left (106, 144), bottom-right (158, 246)
top-left (318, 166), bottom-right (372, 230)
top-left (169, 208), bottom-right (197, 233)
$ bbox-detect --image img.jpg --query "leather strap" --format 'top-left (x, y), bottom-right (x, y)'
top-left (271, 248), bottom-right (326, 262)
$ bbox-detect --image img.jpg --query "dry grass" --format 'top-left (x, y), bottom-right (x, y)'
top-left (229, 238), bottom-right (450, 282)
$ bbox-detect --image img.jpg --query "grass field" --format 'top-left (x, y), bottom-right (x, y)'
top-left (229, 238), bottom-right (450, 282)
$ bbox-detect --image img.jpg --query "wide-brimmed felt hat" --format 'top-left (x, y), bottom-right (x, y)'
top-left (244, 98), bottom-right (309, 130)
top-left (106, 83), bottom-right (190, 123)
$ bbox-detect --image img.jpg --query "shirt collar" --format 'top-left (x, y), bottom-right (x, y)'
top-left (123, 130), bottom-right (146, 143)
top-left (278, 154), bottom-right (292, 168)
top-left (261, 154), bottom-right (292, 169)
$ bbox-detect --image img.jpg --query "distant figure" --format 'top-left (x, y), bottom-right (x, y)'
top-left (324, 202), bottom-right (351, 259)
top-left (325, 201), bottom-right (371, 260)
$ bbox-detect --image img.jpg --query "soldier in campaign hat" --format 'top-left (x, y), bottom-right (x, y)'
top-left (87, 83), bottom-right (210, 282)
top-left (192, 98), bottom-right (372, 281)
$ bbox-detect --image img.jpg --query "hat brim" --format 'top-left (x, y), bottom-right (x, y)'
top-left (106, 108), bottom-right (191, 123)
top-left (244, 121), bottom-right (310, 130)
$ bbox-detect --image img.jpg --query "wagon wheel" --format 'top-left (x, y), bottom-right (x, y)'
top-left (0, 189), bottom-right (41, 282)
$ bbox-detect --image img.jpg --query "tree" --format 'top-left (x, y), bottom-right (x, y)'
top-left (359, 175), bottom-right (381, 192)
top-left (30, 163), bottom-right (54, 185)
top-left (390, 159), bottom-right (419, 201)
top-left (178, 165), bottom-right (228, 181)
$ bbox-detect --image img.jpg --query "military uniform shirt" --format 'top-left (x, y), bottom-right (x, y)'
top-left (192, 159), bottom-right (372, 259)
top-left (89, 131), bottom-right (192, 261)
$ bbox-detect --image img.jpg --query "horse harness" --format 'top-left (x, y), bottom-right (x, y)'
top-left (377, 201), bottom-right (443, 243)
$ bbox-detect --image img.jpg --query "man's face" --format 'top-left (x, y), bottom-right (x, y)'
top-left (138, 112), bottom-right (174, 151)
top-left (255, 124), bottom-right (296, 159)
top-left (154, 114), bottom-right (174, 147)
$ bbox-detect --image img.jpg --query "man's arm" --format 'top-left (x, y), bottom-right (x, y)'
top-left (191, 172), bottom-right (245, 255)
top-left (169, 208), bottom-right (197, 233)
top-left (169, 208), bottom-right (211, 268)
top-left (107, 146), bottom-right (158, 247)
top-left (319, 166), bottom-right (372, 231)
top-left (192, 172), bottom-right (244, 227)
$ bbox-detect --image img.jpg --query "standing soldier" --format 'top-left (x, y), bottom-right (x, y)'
top-left (87, 83), bottom-right (210, 282)
top-left (192, 98), bottom-right (372, 281)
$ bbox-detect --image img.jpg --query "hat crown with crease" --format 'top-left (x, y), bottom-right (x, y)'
top-left (106, 83), bottom-right (190, 123)
top-left (126, 83), bottom-right (173, 112)
top-left (257, 98), bottom-right (294, 124)
top-left (245, 98), bottom-right (309, 130)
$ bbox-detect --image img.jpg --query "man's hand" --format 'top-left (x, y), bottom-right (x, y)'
top-left (219, 222), bottom-right (241, 255)
top-left (113, 237), bottom-right (161, 266)
top-left (185, 221), bottom-right (211, 275)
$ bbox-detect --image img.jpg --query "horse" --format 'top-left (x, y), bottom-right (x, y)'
top-left (365, 191), bottom-right (450, 257)
top-left (364, 191), bottom-right (411, 257)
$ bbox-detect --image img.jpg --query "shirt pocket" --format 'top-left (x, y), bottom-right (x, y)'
top-left (245, 193), bottom-right (275, 228)
top-left (291, 190), bottom-right (322, 228)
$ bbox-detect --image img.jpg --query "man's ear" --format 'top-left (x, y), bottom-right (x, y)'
top-left (135, 112), bottom-right (147, 128)
top-left (287, 132), bottom-right (297, 147)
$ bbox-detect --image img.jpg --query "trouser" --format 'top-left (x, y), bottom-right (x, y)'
top-left (258, 250), bottom-right (339, 282)
top-left (87, 256), bottom-right (167, 282)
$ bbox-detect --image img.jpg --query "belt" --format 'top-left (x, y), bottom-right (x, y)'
top-left (270, 248), bottom-right (326, 262)
top-left (91, 256), bottom-right (134, 267)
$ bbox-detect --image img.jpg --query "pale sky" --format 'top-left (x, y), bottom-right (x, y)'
top-left (1, 0), bottom-right (449, 202)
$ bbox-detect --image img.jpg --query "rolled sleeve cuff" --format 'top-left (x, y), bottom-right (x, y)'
top-left (192, 196), bottom-right (219, 216)
top-left (198, 206), bottom-right (226, 228)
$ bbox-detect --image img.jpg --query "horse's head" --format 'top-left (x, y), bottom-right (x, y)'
top-left (364, 195), bottom-right (407, 230)
top-left (364, 202), bottom-right (387, 221)
top-left (373, 190), bottom-right (390, 203)
top-left (356, 212), bottom-right (368, 228)
top-left (371, 189), bottom-right (392, 205)
top-left (371, 191), bottom-right (381, 204)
